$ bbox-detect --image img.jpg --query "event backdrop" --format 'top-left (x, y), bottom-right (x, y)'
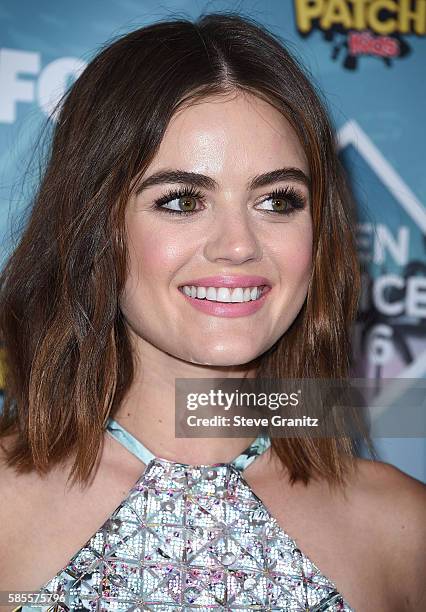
top-left (1, 0), bottom-right (425, 480)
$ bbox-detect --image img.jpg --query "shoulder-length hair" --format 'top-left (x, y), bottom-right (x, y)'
top-left (0, 12), bottom-right (370, 487)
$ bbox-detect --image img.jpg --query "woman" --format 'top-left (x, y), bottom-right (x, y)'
top-left (0, 12), bottom-right (424, 612)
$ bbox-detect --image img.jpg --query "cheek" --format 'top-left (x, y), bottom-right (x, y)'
top-left (125, 220), bottom-right (188, 290)
top-left (271, 220), bottom-right (313, 281)
top-left (273, 226), bottom-right (313, 331)
top-left (294, 238), bottom-right (313, 278)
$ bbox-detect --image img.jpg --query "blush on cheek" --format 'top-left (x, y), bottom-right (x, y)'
top-left (125, 223), bottom-right (190, 306)
top-left (125, 236), bottom-right (160, 293)
top-left (280, 241), bottom-right (313, 308)
top-left (127, 217), bottom-right (188, 271)
top-left (280, 237), bottom-right (313, 276)
top-left (292, 229), bottom-right (313, 273)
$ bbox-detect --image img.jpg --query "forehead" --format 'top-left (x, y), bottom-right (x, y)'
top-left (146, 91), bottom-right (309, 181)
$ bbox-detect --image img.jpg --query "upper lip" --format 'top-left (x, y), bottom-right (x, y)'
top-left (178, 275), bottom-right (272, 288)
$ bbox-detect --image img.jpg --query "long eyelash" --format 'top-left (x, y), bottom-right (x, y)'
top-left (152, 184), bottom-right (306, 216)
top-left (153, 185), bottom-right (205, 216)
top-left (266, 186), bottom-right (306, 214)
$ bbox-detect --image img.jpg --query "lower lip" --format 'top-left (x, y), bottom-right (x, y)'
top-left (178, 287), bottom-right (272, 318)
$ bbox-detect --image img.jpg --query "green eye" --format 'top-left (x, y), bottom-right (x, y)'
top-left (270, 197), bottom-right (289, 212)
top-left (154, 186), bottom-right (205, 216)
top-left (256, 187), bottom-right (306, 215)
top-left (178, 196), bottom-right (197, 212)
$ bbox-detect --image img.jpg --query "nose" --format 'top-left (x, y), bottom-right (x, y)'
top-left (203, 207), bottom-right (262, 265)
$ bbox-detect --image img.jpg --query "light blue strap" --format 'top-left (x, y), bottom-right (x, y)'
top-left (106, 417), bottom-right (270, 471)
top-left (106, 417), bottom-right (156, 465)
top-left (230, 433), bottom-right (271, 472)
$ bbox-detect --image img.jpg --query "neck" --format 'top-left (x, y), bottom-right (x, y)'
top-left (113, 327), bottom-right (260, 465)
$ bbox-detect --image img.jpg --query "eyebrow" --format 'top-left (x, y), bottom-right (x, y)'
top-left (135, 167), bottom-right (311, 194)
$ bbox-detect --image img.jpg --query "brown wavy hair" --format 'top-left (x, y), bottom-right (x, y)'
top-left (0, 12), bottom-right (371, 487)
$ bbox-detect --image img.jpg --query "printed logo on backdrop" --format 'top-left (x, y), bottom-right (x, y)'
top-left (0, 48), bottom-right (86, 391)
top-left (0, 48), bottom-right (85, 124)
top-left (337, 120), bottom-right (426, 380)
top-left (294, 0), bottom-right (426, 69)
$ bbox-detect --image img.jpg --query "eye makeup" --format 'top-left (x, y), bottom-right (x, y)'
top-left (150, 184), bottom-right (307, 217)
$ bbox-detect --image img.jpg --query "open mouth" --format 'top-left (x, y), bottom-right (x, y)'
top-left (178, 284), bottom-right (270, 303)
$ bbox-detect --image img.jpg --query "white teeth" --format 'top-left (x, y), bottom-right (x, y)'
top-left (206, 287), bottom-right (217, 301)
top-left (231, 287), bottom-right (244, 302)
top-left (180, 285), bottom-right (264, 303)
top-left (217, 287), bottom-right (231, 302)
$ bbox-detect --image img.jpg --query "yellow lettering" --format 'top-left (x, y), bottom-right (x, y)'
top-left (294, 0), bottom-right (325, 33)
top-left (321, 0), bottom-right (353, 29)
top-left (295, 0), bottom-right (426, 37)
top-left (399, 0), bottom-right (426, 34)
top-left (349, 0), bottom-right (370, 30)
top-left (367, 0), bottom-right (398, 34)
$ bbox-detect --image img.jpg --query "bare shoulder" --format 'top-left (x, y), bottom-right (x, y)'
top-left (0, 433), bottom-right (25, 589)
top-left (348, 456), bottom-right (426, 610)
top-left (0, 435), bottom-right (32, 546)
top-left (350, 455), bottom-right (426, 516)
top-left (0, 432), bottom-right (26, 508)
top-left (0, 433), bottom-right (54, 590)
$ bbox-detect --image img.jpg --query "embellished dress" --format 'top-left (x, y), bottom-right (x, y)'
top-left (20, 417), bottom-right (354, 611)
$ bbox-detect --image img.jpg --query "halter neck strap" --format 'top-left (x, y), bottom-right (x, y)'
top-left (105, 417), bottom-right (270, 472)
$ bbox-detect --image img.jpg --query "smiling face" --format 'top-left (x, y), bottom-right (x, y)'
top-left (120, 90), bottom-right (313, 366)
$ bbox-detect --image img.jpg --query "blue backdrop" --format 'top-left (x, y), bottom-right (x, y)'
top-left (1, 0), bottom-right (425, 481)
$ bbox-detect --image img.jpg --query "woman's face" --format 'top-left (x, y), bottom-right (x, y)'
top-left (121, 91), bottom-right (313, 366)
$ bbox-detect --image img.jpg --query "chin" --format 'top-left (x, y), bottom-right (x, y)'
top-left (186, 343), bottom-right (262, 367)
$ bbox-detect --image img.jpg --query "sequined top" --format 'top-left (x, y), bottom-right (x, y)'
top-left (19, 417), bottom-right (354, 611)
